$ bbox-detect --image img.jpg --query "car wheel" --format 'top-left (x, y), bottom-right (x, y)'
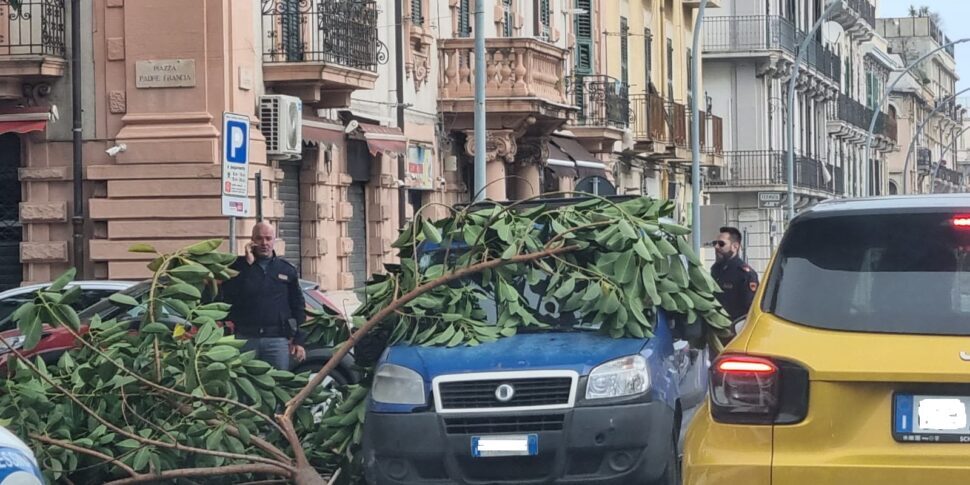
top-left (647, 431), bottom-right (681, 485)
top-left (294, 362), bottom-right (349, 423)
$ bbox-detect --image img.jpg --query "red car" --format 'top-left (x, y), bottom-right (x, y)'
top-left (0, 280), bottom-right (357, 384)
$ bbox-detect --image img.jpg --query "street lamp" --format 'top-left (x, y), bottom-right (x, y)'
top-left (689, 0), bottom-right (709, 253)
top-left (863, 37), bottom-right (970, 197)
top-left (785, 0), bottom-right (842, 221)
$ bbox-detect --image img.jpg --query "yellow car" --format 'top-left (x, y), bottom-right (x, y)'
top-left (684, 195), bottom-right (970, 485)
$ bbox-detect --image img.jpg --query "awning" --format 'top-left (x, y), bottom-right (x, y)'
top-left (302, 117), bottom-right (344, 146)
top-left (545, 141), bottom-right (578, 178)
top-left (0, 105), bottom-right (56, 135)
top-left (359, 123), bottom-right (406, 156)
top-left (0, 120), bottom-right (46, 134)
top-left (551, 135), bottom-right (608, 178)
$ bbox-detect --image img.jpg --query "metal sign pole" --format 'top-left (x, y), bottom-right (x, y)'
top-left (229, 216), bottom-right (236, 253)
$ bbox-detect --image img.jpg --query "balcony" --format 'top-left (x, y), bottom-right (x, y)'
top-left (828, 94), bottom-right (897, 150)
top-left (692, 111), bottom-right (724, 156)
top-left (703, 15), bottom-right (840, 88)
top-left (629, 92), bottom-right (667, 146)
top-left (438, 37), bottom-right (573, 136)
top-left (706, 150), bottom-right (844, 195)
top-left (0, 0), bottom-right (66, 98)
top-left (831, 0), bottom-right (876, 42)
top-left (260, 0), bottom-right (385, 108)
top-left (568, 75), bottom-right (629, 153)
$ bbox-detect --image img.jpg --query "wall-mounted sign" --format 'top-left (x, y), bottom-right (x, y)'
top-left (135, 59), bottom-right (197, 88)
top-left (407, 144), bottom-right (434, 190)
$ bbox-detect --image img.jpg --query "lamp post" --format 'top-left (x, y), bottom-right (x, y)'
top-left (689, 0), bottom-right (709, 254)
top-left (785, 0), bottom-right (842, 221)
top-left (863, 38), bottom-right (970, 196)
top-left (473, 0), bottom-right (487, 201)
top-left (899, 87), bottom-right (970, 194)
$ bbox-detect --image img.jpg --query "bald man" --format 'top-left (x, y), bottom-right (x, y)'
top-left (220, 222), bottom-right (307, 369)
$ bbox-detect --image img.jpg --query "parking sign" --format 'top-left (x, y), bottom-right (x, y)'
top-left (222, 113), bottom-right (250, 217)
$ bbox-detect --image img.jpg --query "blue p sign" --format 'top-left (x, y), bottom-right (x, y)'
top-left (225, 119), bottom-right (248, 164)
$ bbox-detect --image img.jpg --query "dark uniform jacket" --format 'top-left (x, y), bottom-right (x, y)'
top-left (221, 254), bottom-right (306, 344)
top-left (711, 255), bottom-right (759, 321)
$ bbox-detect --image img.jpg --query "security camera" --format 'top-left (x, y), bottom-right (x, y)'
top-left (105, 144), bottom-right (127, 157)
top-left (344, 120), bottom-right (360, 134)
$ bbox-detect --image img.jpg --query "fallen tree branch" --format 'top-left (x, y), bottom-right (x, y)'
top-left (103, 464), bottom-right (289, 485)
top-left (283, 243), bottom-right (578, 420)
top-left (29, 434), bottom-right (138, 478)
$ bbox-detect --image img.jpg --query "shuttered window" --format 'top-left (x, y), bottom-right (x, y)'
top-left (458, 0), bottom-right (471, 37)
top-left (411, 0), bottom-right (423, 26)
top-left (502, 0), bottom-right (514, 37)
top-left (644, 28), bottom-right (652, 93)
top-left (536, 0), bottom-right (551, 38)
top-left (620, 17), bottom-right (629, 86)
top-left (574, 0), bottom-right (593, 74)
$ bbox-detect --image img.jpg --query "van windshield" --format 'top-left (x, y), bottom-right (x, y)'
top-left (763, 212), bottom-right (970, 335)
top-left (417, 247), bottom-right (603, 332)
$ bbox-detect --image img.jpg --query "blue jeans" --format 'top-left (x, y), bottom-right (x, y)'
top-left (241, 337), bottom-right (290, 370)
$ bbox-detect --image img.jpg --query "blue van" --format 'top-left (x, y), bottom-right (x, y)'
top-left (361, 198), bottom-right (709, 484)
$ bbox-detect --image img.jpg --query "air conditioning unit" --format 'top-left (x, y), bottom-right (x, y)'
top-left (259, 95), bottom-right (303, 160)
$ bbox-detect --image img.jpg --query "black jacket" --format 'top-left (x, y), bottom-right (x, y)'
top-left (711, 255), bottom-right (759, 321)
top-left (221, 254), bottom-right (306, 344)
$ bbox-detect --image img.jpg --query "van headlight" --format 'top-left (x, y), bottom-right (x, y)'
top-left (371, 364), bottom-right (426, 405)
top-left (0, 335), bottom-right (26, 355)
top-left (586, 355), bottom-right (650, 400)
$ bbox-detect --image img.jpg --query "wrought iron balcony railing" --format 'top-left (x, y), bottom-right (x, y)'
top-left (704, 15), bottom-right (840, 82)
top-left (0, 0), bottom-right (66, 58)
top-left (569, 75), bottom-right (629, 129)
top-left (261, 0), bottom-right (387, 72)
top-left (629, 92), bottom-right (667, 143)
top-left (706, 150), bottom-right (843, 194)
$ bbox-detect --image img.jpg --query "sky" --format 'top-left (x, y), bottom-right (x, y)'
top-left (880, 0), bottom-right (970, 93)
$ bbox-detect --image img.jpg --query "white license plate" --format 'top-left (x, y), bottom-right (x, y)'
top-left (894, 394), bottom-right (970, 443)
top-left (471, 434), bottom-right (538, 457)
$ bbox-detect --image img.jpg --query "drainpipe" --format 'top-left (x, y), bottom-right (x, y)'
top-left (394, 0), bottom-right (406, 226)
top-left (71, 0), bottom-right (84, 276)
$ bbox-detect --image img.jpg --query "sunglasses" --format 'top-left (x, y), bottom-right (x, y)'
top-left (712, 240), bottom-right (727, 248)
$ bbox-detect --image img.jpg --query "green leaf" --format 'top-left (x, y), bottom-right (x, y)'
top-left (446, 329), bottom-right (465, 347)
top-left (237, 422), bottom-right (252, 445)
top-left (677, 236), bottom-right (702, 266)
top-left (109, 293), bottom-right (140, 307)
top-left (553, 277), bottom-right (576, 299)
top-left (117, 439), bottom-right (140, 449)
top-left (421, 219), bottom-right (442, 244)
top-left (170, 264), bottom-right (212, 280)
top-left (660, 221), bottom-right (691, 236)
top-left (194, 321), bottom-right (219, 346)
top-left (582, 282), bottom-right (602, 302)
top-left (11, 302), bottom-right (36, 326)
top-left (162, 283), bottom-right (202, 300)
top-left (140, 322), bottom-right (170, 334)
top-left (55, 305), bottom-right (81, 331)
top-left (206, 345), bottom-right (239, 362)
top-left (237, 377), bottom-right (260, 403)
top-left (618, 219), bottom-right (638, 239)
top-left (48, 268), bottom-right (76, 292)
top-left (186, 239), bottom-right (223, 255)
top-left (601, 290), bottom-right (621, 314)
top-left (22, 312), bottom-right (42, 350)
top-left (59, 285), bottom-right (82, 306)
top-left (205, 426), bottom-right (225, 451)
top-left (128, 243), bottom-right (157, 254)
top-left (431, 325), bottom-right (456, 345)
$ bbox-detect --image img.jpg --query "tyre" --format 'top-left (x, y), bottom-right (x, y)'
top-left (647, 431), bottom-right (681, 485)
top-left (294, 361), bottom-right (349, 423)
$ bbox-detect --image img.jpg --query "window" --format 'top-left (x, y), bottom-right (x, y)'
top-left (644, 28), bottom-right (653, 93)
top-left (502, 0), bottom-right (514, 37)
top-left (458, 0), bottom-right (471, 37)
top-left (620, 17), bottom-right (629, 87)
top-left (574, 0), bottom-right (593, 74)
top-left (686, 48), bottom-right (693, 108)
top-left (764, 212), bottom-right (970, 335)
top-left (666, 38), bottom-right (674, 101)
top-left (535, 0), bottom-right (551, 38)
top-left (411, 0), bottom-right (424, 26)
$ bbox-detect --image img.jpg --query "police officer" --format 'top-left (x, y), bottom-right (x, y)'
top-left (710, 226), bottom-right (759, 321)
top-left (221, 222), bottom-right (307, 370)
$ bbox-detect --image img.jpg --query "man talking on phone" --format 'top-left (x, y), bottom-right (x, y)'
top-left (220, 222), bottom-right (307, 369)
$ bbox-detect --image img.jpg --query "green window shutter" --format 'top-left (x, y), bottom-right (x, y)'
top-left (459, 0), bottom-right (471, 37)
top-left (574, 0), bottom-right (593, 74)
top-left (537, 0), bottom-right (551, 37)
top-left (411, 0), bottom-right (423, 26)
top-left (620, 17), bottom-right (629, 86)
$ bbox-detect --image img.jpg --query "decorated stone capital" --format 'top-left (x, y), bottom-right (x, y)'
top-left (464, 129), bottom-right (517, 164)
top-left (514, 136), bottom-right (551, 167)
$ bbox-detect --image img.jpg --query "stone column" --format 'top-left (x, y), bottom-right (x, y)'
top-left (465, 129), bottom-right (517, 200)
top-left (512, 136), bottom-right (549, 199)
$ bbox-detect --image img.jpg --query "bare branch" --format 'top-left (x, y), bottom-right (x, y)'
top-left (29, 434), bottom-right (138, 478)
top-left (103, 464), bottom-right (290, 485)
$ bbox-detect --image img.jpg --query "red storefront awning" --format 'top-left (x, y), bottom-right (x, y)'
top-left (0, 120), bottom-right (46, 135)
top-left (359, 123), bottom-right (406, 155)
top-left (302, 117), bottom-right (344, 146)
